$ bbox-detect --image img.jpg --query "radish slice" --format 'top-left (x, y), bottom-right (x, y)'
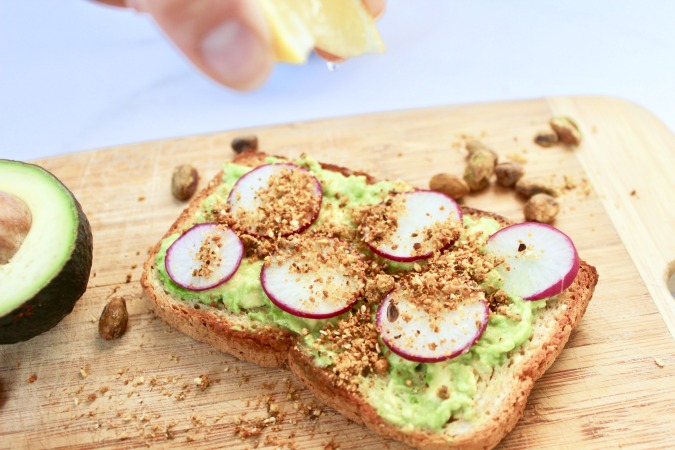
top-left (260, 237), bottom-right (366, 319)
top-left (361, 190), bottom-right (463, 262)
top-left (165, 223), bottom-right (243, 291)
top-left (228, 164), bottom-right (322, 238)
top-left (376, 289), bottom-right (489, 363)
top-left (485, 222), bottom-right (580, 300)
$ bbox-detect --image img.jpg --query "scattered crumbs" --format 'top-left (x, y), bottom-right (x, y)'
top-left (87, 393), bottom-right (97, 403)
top-left (137, 195), bottom-right (145, 202)
top-left (15, 362), bottom-right (21, 368)
top-left (557, 175), bottom-right (592, 200)
top-left (91, 317), bottom-right (98, 323)
top-left (125, 274), bottom-right (132, 283)
top-left (27, 373), bottom-right (37, 383)
top-left (396, 152), bottom-right (403, 158)
top-left (194, 375), bottom-right (210, 391)
top-left (80, 367), bottom-right (89, 379)
top-left (654, 358), bottom-right (665, 368)
top-left (507, 152), bottom-right (527, 164)
top-left (563, 175), bottom-right (577, 190)
top-left (136, 251), bottom-right (140, 256)
top-left (630, 189), bottom-right (638, 198)
top-left (324, 438), bottom-right (340, 450)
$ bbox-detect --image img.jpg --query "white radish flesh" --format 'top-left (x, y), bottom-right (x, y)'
top-left (228, 164), bottom-right (322, 238)
top-left (485, 222), bottom-right (579, 300)
top-left (376, 289), bottom-right (489, 363)
top-left (165, 223), bottom-right (243, 291)
top-left (361, 190), bottom-right (462, 262)
top-left (260, 237), bottom-right (366, 319)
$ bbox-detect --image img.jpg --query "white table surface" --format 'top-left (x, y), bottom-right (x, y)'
top-left (2, 0), bottom-right (674, 162)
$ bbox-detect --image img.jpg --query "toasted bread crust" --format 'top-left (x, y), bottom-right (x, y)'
top-left (289, 260), bottom-right (598, 450)
top-left (141, 151), bottom-right (599, 449)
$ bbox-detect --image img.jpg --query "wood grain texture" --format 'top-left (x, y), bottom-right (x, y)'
top-left (1, 97), bottom-right (674, 449)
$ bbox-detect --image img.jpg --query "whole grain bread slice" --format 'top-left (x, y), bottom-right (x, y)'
top-left (141, 150), bottom-right (598, 449)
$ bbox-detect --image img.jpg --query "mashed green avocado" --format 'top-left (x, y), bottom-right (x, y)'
top-left (155, 156), bottom-right (547, 431)
top-left (364, 294), bottom-right (545, 430)
top-left (156, 156), bottom-right (401, 333)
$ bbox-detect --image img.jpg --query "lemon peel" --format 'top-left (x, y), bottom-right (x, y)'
top-left (258, 0), bottom-right (385, 64)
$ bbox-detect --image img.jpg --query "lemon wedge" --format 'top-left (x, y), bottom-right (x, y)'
top-left (258, 0), bottom-right (385, 64)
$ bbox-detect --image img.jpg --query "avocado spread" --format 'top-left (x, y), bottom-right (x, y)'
top-left (155, 156), bottom-right (546, 430)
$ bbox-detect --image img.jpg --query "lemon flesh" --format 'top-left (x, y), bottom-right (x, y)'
top-left (259, 0), bottom-right (385, 64)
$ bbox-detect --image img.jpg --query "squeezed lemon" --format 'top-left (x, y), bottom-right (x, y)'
top-left (258, 0), bottom-right (385, 63)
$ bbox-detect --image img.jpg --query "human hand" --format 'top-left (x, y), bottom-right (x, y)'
top-left (93, 0), bottom-right (386, 91)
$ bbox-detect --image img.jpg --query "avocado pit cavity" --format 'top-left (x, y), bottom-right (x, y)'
top-left (0, 191), bottom-right (32, 264)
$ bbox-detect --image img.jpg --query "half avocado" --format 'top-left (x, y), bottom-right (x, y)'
top-left (0, 160), bottom-right (93, 344)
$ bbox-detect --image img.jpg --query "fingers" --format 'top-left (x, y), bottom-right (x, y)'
top-left (91, 0), bottom-right (385, 88)
top-left (362, 0), bottom-right (386, 19)
top-left (106, 0), bottom-right (274, 90)
top-left (89, 0), bottom-right (126, 7)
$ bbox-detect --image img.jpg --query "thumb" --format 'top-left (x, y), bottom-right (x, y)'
top-left (133, 0), bottom-right (273, 90)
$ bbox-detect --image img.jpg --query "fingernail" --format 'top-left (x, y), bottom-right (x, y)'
top-left (199, 21), bottom-right (268, 90)
top-left (126, 0), bottom-right (148, 12)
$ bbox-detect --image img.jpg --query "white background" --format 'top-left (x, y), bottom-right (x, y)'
top-left (2, 0), bottom-right (674, 161)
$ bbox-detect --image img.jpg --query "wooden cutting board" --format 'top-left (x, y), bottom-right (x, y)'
top-left (1, 96), bottom-right (674, 449)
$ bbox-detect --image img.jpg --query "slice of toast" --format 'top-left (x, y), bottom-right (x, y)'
top-left (141, 150), bottom-right (598, 449)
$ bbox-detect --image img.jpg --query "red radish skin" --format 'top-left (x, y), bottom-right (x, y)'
top-left (260, 238), bottom-right (366, 319)
top-left (376, 290), bottom-right (489, 363)
top-left (485, 222), bottom-right (580, 301)
top-left (260, 272), bottom-right (356, 319)
top-left (165, 224), bottom-right (243, 292)
top-left (227, 164), bottom-right (322, 238)
top-left (361, 190), bottom-right (463, 263)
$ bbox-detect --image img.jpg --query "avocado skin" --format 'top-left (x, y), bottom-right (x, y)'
top-left (0, 190), bottom-right (93, 344)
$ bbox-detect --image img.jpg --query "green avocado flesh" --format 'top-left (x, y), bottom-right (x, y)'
top-left (155, 156), bottom-right (546, 429)
top-left (0, 160), bottom-right (93, 344)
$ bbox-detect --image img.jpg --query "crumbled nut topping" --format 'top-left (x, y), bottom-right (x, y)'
top-left (229, 166), bottom-right (321, 238)
top-left (315, 305), bottom-right (381, 391)
top-left (437, 385), bottom-right (450, 399)
top-left (307, 224), bottom-right (500, 392)
top-left (192, 231), bottom-right (223, 278)
top-left (263, 234), bottom-right (367, 313)
top-left (360, 193), bottom-right (462, 258)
